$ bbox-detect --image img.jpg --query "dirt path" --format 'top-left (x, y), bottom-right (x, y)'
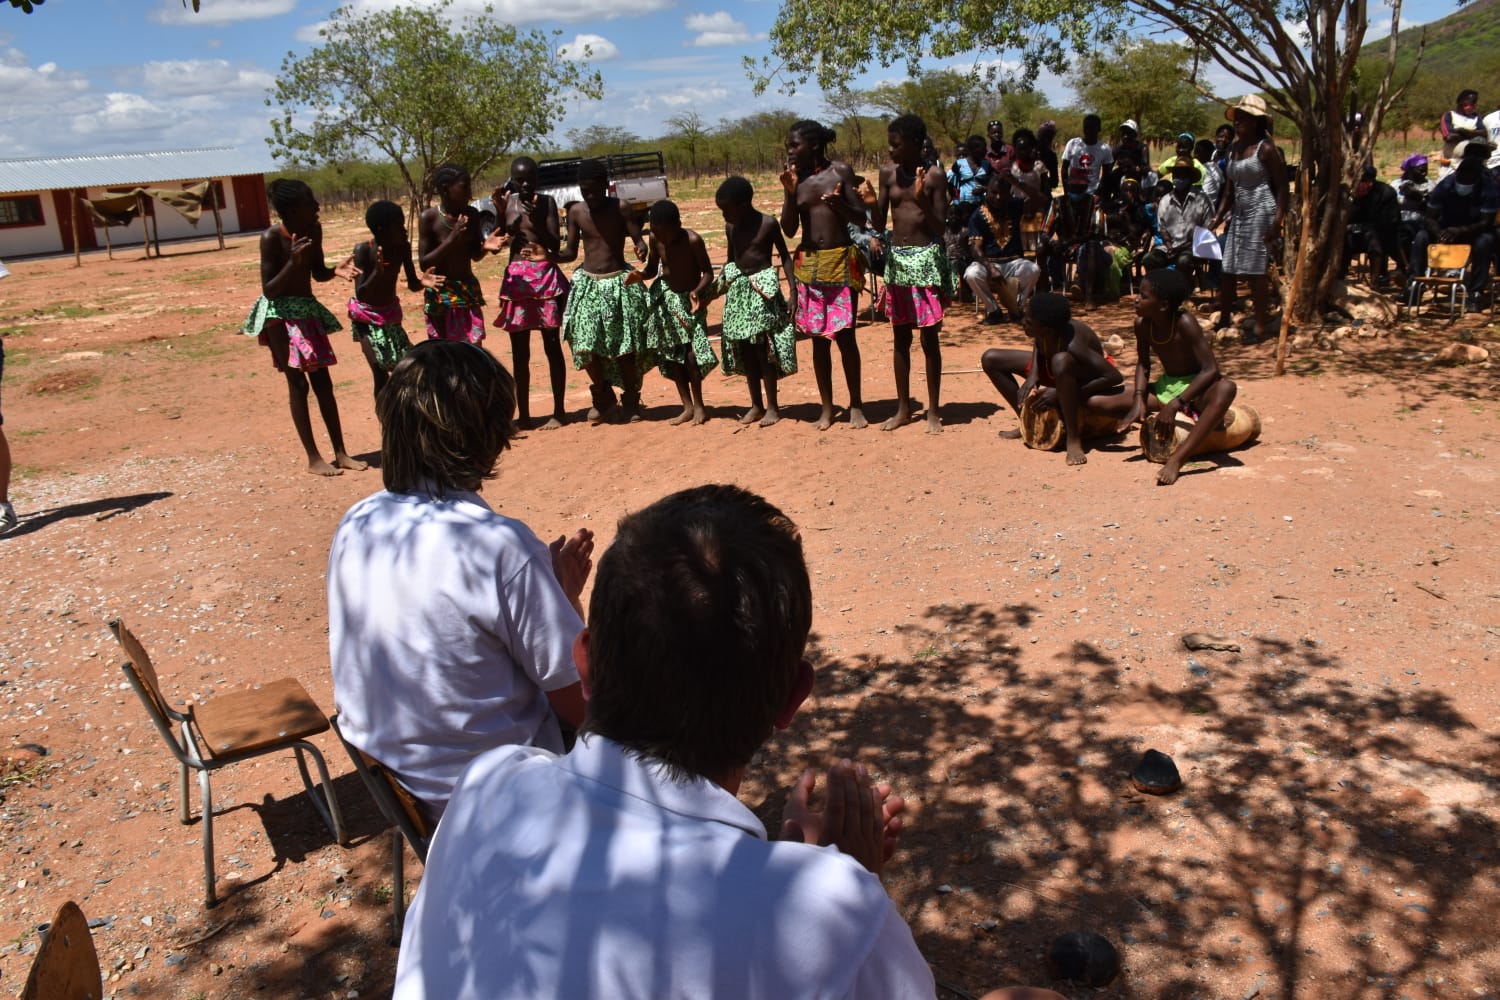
top-left (1, 198), bottom-right (1498, 999)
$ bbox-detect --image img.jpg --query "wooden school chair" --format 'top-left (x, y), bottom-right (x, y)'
top-left (108, 618), bottom-right (347, 907)
top-left (330, 713), bottom-right (433, 943)
top-left (1403, 243), bottom-right (1472, 320)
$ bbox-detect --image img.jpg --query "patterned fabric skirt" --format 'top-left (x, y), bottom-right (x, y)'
top-left (793, 245), bottom-right (864, 338)
top-left (424, 276), bottom-right (486, 343)
top-left (496, 259), bottom-right (570, 332)
top-left (646, 281), bottom-right (719, 379)
top-left (878, 243), bottom-right (954, 328)
top-left (714, 262), bottom-right (798, 380)
top-left (347, 297), bottom-right (413, 372)
top-left (562, 269), bottom-right (651, 388)
top-left (1223, 186), bottom-right (1277, 276)
top-left (243, 295), bottom-right (340, 371)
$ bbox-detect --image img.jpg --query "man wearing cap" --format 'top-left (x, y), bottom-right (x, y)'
top-left (1062, 114), bottom-right (1114, 195)
top-left (1343, 164), bottom-right (1402, 290)
top-left (1114, 119), bottom-right (1145, 164)
top-left (1142, 157), bottom-right (1215, 280)
top-left (1412, 140), bottom-right (1499, 300)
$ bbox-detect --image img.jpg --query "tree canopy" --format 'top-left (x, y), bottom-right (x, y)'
top-left (267, 0), bottom-right (602, 215)
top-left (1068, 39), bottom-right (1213, 142)
top-left (866, 69), bottom-right (989, 149)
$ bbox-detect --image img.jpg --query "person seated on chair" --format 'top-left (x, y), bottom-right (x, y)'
top-left (327, 340), bottom-right (590, 823)
top-left (965, 175), bottom-right (1042, 324)
top-left (1397, 153), bottom-right (1433, 274)
top-left (1342, 163), bottom-right (1402, 290)
top-left (393, 483), bottom-right (1066, 1000)
top-left (1411, 140), bottom-right (1499, 300)
top-left (1439, 89), bottom-right (1485, 177)
top-left (1040, 168), bottom-right (1107, 301)
top-left (1142, 157), bottom-right (1215, 279)
top-left (1193, 138), bottom-right (1223, 205)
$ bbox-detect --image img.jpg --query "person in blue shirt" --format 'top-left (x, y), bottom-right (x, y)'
top-left (947, 135), bottom-right (993, 213)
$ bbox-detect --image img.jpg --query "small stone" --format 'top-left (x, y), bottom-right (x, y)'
top-left (1435, 343), bottom-right (1488, 365)
top-left (1131, 749), bottom-right (1182, 795)
top-left (935, 884), bottom-right (953, 894)
top-left (1046, 930), bottom-right (1121, 986)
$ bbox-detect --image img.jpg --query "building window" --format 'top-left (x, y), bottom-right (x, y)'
top-left (0, 195), bottom-right (44, 228)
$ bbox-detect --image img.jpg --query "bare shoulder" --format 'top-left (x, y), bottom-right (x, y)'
top-left (878, 162), bottom-right (896, 185)
top-left (1071, 319), bottom-right (1104, 350)
top-left (1176, 308), bottom-right (1208, 342)
top-left (684, 229), bottom-right (706, 250)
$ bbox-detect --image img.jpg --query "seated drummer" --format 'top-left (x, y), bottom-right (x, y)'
top-left (980, 291), bottom-right (1123, 466)
top-left (1113, 268), bottom-right (1238, 486)
top-left (963, 175), bottom-right (1043, 324)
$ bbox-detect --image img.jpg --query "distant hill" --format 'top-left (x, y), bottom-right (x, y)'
top-left (1357, 0), bottom-right (1500, 132)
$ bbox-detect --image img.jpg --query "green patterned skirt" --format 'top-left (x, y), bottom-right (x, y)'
top-left (646, 280), bottom-right (718, 379)
top-left (562, 269), bottom-right (652, 388)
top-left (713, 263), bottom-right (797, 380)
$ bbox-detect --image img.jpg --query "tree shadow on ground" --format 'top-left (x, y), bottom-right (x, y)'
top-left (745, 603), bottom-right (1500, 998)
top-left (4, 491), bottom-right (172, 539)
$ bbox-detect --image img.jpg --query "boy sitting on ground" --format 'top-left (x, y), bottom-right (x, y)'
top-left (981, 292), bottom-right (1123, 465)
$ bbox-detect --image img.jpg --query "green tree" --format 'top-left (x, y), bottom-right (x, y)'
top-left (1069, 39), bottom-right (1212, 143)
top-left (667, 111), bottom-right (709, 183)
top-left (753, 0), bottom-right (1429, 337)
top-left (267, 0), bottom-right (602, 222)
top-left (565, 125), bottom-right (645, 158)
top-left (822, 89), bottom-right (874, 169)
top-left (866, 69), bottom-right (987, 149)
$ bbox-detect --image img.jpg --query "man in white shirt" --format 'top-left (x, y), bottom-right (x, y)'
top-left (328, 340), bottom-right (589, 821)
top-left (395, 484), bottom-right (1062, 1000)
top-left (1061, 113), bottom-right (1114, 195)
top-left (1483, 104), bottom-right (1500, 174)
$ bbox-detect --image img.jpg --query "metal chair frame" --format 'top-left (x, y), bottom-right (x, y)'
top-left (108, 618), bottom-right (346, 907)
top-left (1404, 242), bottom-right (1472, 320)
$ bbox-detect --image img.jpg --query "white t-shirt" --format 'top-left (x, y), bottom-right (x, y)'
top-left (1484, 110), bottom-right (1500, 171)
top-left (327, 488), bottom-right (581, 817)
top-left (1061, 137), bottom-right (1114, 193)
top-left (395, 736), bottom-right (938, 1000)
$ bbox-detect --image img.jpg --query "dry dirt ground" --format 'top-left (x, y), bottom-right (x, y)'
top-left (1, 187), bottom-right (1498, 1000)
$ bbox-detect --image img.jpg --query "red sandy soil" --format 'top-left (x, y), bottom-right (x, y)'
top-left (1, 194), bottom-right (1498, 1000)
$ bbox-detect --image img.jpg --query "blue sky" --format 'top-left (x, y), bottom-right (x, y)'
top-left (0, 0), bottom-right (1458, 167)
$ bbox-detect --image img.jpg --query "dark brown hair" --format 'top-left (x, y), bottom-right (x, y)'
top-left (581, 485), bottom-right (813, 781)
top-left (377, 340), bottom-right (517, 496)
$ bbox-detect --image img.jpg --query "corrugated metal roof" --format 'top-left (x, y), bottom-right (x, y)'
top-left (0, 147), bottom-right (268, 194)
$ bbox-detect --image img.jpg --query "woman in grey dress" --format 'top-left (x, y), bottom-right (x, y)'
top-left (1212, 95), bottom-right (1287, 343)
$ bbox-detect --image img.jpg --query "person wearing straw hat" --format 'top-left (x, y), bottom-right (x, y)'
top-left (1142, 157), bottom-right (1215, 280)
top-left (1209, 94), bottom-right (1287, 343)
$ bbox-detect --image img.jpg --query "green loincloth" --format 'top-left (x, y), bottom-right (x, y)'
top-left (562, 269), bottom-right (651, 389)
top-left (242, 295), bottom-right (342, 338)
top-left (712, 262), bottom-right (798, 380)
top-left (882, 243), bottom-right (956, 297)
top-left (1151, 372), bottom-right (1195, 404)
top-left (646, 280), bottom-right (718, 380)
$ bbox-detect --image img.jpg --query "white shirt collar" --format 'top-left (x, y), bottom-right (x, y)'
top-left (560, 735), bottom-right (768, 841)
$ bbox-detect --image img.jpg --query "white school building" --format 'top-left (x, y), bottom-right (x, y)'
top-left (0, 147), bottom-right (271, 259)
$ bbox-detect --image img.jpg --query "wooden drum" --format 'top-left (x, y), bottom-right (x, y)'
top-left (1020, 394), bottom-right (1120, 451)
top-left (1139, 403), bottom-right (1261, 463)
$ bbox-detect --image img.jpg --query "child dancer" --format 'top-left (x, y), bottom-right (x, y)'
top-left (873, 114), bottom-right (953, 433)
top-left (349, 200), bottom-right (440, 401)
top-left (711, 176), bottom-right (797, 427)
top-left (557, 158), bottom-right (650, 423)
top-left (642, 200), bottom-right (718, 425)
top-left (780, 119), bottom-right (868, 430)
top-left (496, 157), bottom-right (570, 429)
top-left (241, 179), bottom-right (366, 476)
top-left (419, 163), bottom-right (505, 343)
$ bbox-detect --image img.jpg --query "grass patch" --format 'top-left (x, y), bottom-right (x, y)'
top-left (162, 330), bottom-right (236, 362)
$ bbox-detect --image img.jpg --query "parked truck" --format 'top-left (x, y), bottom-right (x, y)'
top-left (472, 151), bottom-right (669, 236)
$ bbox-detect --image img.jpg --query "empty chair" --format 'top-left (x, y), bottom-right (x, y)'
top-left (108, 618), bottom-right (347, 907)
top-left (1404, 243), bottom-right (1472, 319)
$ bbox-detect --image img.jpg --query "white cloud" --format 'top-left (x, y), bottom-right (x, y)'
top-left (150, 0), bottom-right (296, 26)
top-left (685, 11), bottom-right (762, 47)
top-left (558, 33), bottom-right (619, 62)
top-left (142, 59), bottom-right (275, 97)
top-left (293, 20), bottom-right (331, 42)
top-left (71, 92), bottom-right (171, 135)
top-left (335, 0), bottom-right (671, 26)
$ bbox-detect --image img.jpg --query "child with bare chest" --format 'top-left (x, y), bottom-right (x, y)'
top-left (711, 176), bottom-right (798, 427)
top-left (349, 201), bottom-right (441, 402)
top-left (642, 200), bottom-right (718, 426)
top-left (495, 157), bottom-right (570, 429)
top-left (558, 159), bottom-right (650, 423)
top-left (780, 119), bottom-right (869, 430)
top-left (419, 163), bottom-right (505, 344)
top-left (873, 115), bottom-right (954, 433)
